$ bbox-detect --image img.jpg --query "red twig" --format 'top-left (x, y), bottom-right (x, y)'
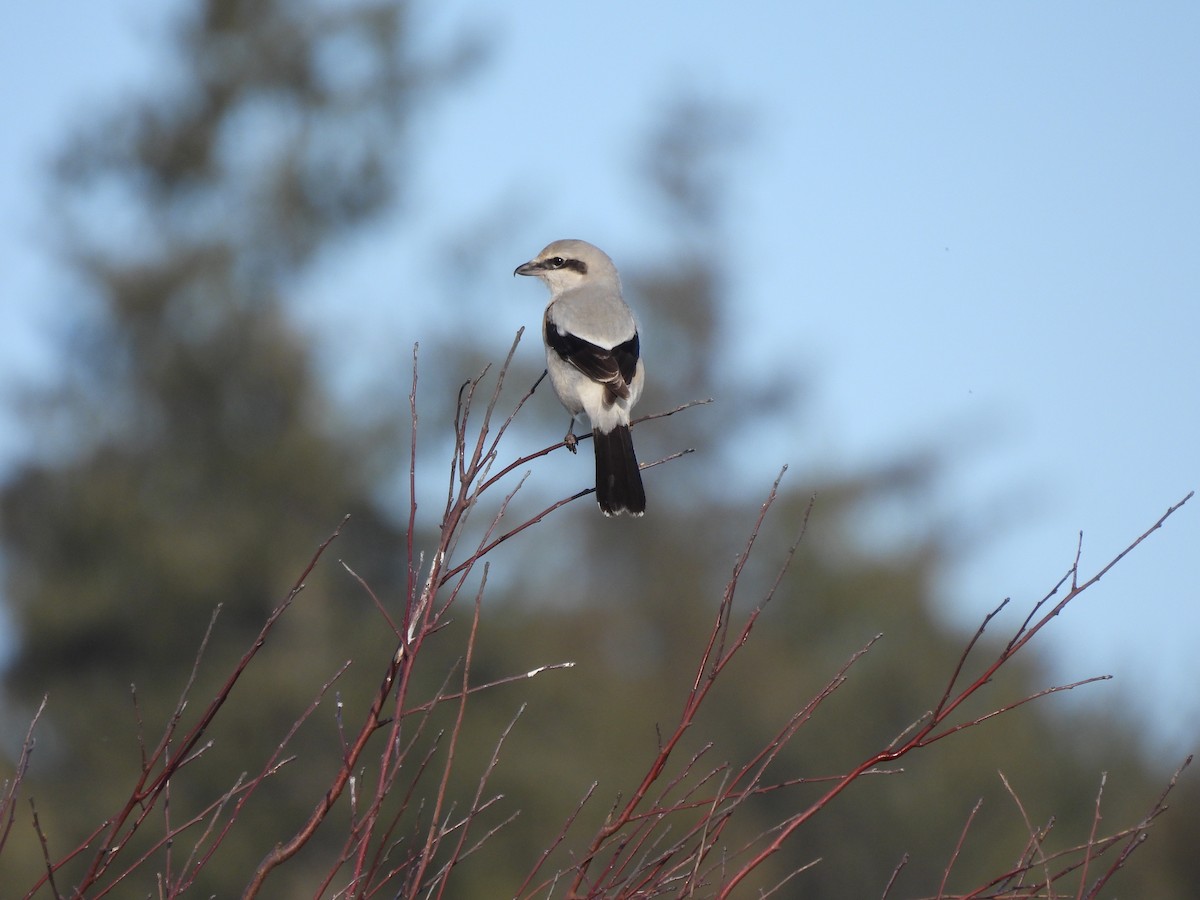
top-left (1076, 771), bottom-right (1107, 900)
top-left (881, 853), bottom-right (910, 899)
top-left (243, 336), bottom-right (702, 897)
top-left (715, 491), bottom-right (1194, 897)
top-left (938, 798), bottom-right (984, 898)
top-left (0, 696), bottom-right (46, 859)
top-left (1080, 754), bottom-right (1192, 900)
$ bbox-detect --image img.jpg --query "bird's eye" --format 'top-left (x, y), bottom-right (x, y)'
top-left (548, 257), bottom-right (565, 268)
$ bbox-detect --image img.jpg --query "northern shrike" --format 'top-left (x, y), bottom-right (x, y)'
top-left (515, 239), bottom-right (646, 517)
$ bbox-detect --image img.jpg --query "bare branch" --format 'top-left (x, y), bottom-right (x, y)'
top-left (0, 696), bottom-right (46, 859)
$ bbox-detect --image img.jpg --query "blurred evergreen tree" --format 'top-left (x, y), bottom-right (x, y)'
top-left (0, 2), bottom-right (1194, 897)
top-left (0, 0), bottom-right (482, 893)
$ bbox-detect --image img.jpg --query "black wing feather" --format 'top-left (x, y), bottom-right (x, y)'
top-left (611, 333), bottom-right (640, 387)
top-left (545, 316), bottom-right (639, 402)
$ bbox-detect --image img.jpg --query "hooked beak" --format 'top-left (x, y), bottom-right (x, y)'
top-left (513, 259), bottom-right (542, 277)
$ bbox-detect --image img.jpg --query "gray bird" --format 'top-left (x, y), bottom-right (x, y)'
top-left (515, 239), bottom-right (646, 516)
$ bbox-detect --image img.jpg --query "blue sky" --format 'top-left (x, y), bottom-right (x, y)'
top-left (2, 2), bottom-right (1197, 760)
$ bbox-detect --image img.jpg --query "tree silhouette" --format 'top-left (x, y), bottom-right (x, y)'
top-left (1, 0), bottom-right (480, 892)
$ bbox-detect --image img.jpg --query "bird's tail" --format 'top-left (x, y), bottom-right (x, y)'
top-left (593, 424), bottom-right (646, 517)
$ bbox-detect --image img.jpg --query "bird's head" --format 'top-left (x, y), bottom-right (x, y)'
top-left (514, 239), bottom-right (619, 294)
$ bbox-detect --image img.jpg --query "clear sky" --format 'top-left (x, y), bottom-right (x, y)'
top-left (2, 2), bottom-right (1197, 761)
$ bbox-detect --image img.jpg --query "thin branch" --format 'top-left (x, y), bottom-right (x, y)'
top-left (1076, 771), bottom-right (1107, 900)
top-left (881, 853), bottom-right (909, 900)
top-left (938, 798), bottom-right (983, 898)
top-left (716, 492), bottom-right (1194, 897)
top-left (0, 696), bottom-right (47, 858)
top-left (1081, 754), bottom-right (1192, 900)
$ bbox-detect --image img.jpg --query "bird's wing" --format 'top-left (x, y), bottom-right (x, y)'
top-left (545, 314), bottom-right (639, 403)
top-left (611, 333), bottom-right (640, 387)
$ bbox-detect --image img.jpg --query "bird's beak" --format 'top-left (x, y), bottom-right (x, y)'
top-left (513, 260), bottom-right (541, 277)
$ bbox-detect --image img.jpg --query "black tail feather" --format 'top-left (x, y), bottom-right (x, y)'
top-left (592, 425), bottom-right (646, 517)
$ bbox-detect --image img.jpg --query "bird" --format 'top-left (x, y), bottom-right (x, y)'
top-left (515, 239), bottom-right (646, 517)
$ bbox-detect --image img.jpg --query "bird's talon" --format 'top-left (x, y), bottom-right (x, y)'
top-left (564, 433), bottom-right (578, 454)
